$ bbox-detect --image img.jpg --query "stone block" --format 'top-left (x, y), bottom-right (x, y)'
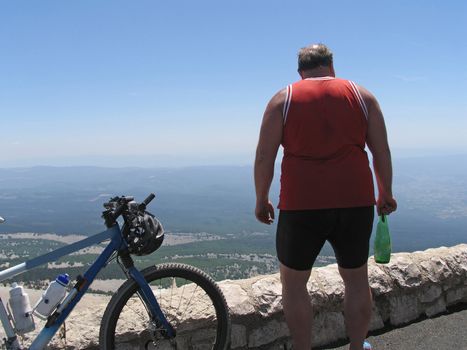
top-left (368, 306), bottom-right (385, 331)
top-left (385, 254), bottom-right (425, 289)
top-left (312, 311), bottom-right (346, 347)
top-left (425, 297), bottom-right (447, 317)
top-left (248, 319), bottom-right (289, 348)
top-left (373, 295), bottom-right (392, 323)
top-left (230, 324), bottom-right (247, 349)
top-left (435, 245), bottom-right (466, 283)
top-left (450, 245), bottom-right (467, 273)
top-left (307, 275), bottom-right (328, 311)
top-left (389, 294), bottom-right (420, 325)
top-left (264, 342), bottom-right (292, 350)
top-left (313, 265), bottom-right (345, 307)
top-left (368, 261), bottom-right (395, 296)
top-left (190, 327), bottom-right (218, 343)
top-left (418, 256), bottom-right (452, 284)
top-left (251, 276), bottom-right (283, 317)
top-left (219, 282), bottom-right (256, 317)
top-left (418, 284), bottom-right (443, 303)
top-left (446, 286), bottom-right (467, 305)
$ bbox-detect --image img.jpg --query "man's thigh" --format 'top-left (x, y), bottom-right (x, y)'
top-left (328, 206), bottom-right (375, 269)
top-left (276, 209), bottom-right (334, 271)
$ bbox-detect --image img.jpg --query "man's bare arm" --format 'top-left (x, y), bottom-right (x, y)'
top-left (254, 89), bottom-right (285, 224)
top-left (359, 85), bottom-right (397, 215)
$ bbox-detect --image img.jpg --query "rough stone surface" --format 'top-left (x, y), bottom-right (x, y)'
top-left (230, 324), bottom-right (247, 348)
top-left (247, 319), bottom-right (289, 348)
top-left (446, 286), bottom-right (467, 304)
top-left (418, 284), bottom-right (443, 303)
top-left (368, 262), bottom-right (395, 296)
top-left (385, 254), bottom-right (426, 289)
top-left (424, 297), bottom-right (447, 317)
top-left (311, 311), bottom-right (346, 347)
top-left (368, 305), bottom-right (385, 331)
top-left (389, 293), bottom-right (420, 325)
top-left (250, 274), bottom-right (283, 318)
top-left (219, 281), bottom-right (255, 317)
top-left (1, 244), bottom-right (466, 349)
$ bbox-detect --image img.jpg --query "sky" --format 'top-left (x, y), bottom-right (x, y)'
top-left (1, 0), bottom-right (466, 167)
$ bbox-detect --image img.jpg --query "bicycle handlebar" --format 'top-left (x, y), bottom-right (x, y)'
top-left (138, 193), bottom-right (156, 211)
top-left (142, 193), bottom-right (155, 206)
top-left (111, 203), bottom-right (126, 220)
top-left (102, 194), bottom-right (156, 227)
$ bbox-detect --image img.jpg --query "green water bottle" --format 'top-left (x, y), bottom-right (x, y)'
top-left (374, 214), bottom-right (391, 263)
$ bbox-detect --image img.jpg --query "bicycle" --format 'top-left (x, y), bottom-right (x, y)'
top-left (0, 194), bottom-right (231, 349)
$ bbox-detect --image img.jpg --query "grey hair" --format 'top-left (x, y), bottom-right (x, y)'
top-left (298, 43), bottom-right (333, 71)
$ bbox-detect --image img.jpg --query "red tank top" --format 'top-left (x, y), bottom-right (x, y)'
top-left (278, 77), bottom-right (375, 210)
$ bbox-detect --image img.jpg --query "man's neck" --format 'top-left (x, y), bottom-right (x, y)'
top-left (300, 67), bottom-right (335, 79)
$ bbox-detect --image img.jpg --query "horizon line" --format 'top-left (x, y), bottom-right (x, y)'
top-left (1, 151), bottom-right (467, 170)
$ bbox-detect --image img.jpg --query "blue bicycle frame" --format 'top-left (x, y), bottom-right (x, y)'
top-left (0, 223), bottom-right (174, 350)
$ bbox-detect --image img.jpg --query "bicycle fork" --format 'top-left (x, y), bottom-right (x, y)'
top-left (118, 251), bottom-right (176, 339)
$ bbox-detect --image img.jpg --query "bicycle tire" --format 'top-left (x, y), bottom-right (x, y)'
top-left (99, 263), bottom-right (231, 349)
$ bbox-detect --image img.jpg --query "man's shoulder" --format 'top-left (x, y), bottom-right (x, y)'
top-left (353, 84), bottom-right (377, 105)
top-left (266, 87), bottom-right (288, 111)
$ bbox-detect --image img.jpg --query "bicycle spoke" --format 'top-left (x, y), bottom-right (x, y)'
top-left (124, 296), bottom-right (149, 322)
top-left (175, 283), bottom-right (186, 315)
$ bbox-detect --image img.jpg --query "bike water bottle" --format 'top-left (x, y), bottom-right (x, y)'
top-left (8, 283), bottom-right (35, 334)
top-left (33, 274), bottom-right (70, 319)
top-left (374, 214), bottom-right (391, 264)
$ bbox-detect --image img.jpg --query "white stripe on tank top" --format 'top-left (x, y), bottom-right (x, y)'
top-left (348, 80), bottom-right (368, 119)
top-left (283, 84), bottom-right (293, 124)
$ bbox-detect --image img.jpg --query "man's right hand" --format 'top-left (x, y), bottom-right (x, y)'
top-left (377, 194), bottom-right (397, 216)
top-left (255, 200), bottom-right (275, 224)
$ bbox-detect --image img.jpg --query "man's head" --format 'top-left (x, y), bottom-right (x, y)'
top-left (297, 43), bottom-right (334, 78)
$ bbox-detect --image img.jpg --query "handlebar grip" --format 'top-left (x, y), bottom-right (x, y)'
top-left (112, 203), bottom-right (126, 220)
top-left (142, 193), bottom-right (156, 206)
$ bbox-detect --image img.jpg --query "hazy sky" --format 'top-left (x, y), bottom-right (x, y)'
top-left (1, 1), bottom-right (466, 167)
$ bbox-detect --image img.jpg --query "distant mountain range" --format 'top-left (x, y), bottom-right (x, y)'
top-left (0, 154), bottom-right (466, 254)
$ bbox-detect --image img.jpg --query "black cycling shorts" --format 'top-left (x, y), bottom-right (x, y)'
top-left (276, 206), bottom-right (374, 270)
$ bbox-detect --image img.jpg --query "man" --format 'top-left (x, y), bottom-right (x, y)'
top-left (254, 44), bottom-right (397, 350)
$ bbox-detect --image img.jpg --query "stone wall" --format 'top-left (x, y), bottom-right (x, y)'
top-left (221, 244), bottom-right (467, 349)
top-left (2, 244), bottom-right (465, 349)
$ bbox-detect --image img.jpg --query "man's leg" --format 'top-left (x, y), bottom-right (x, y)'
top-left (338, 263), bottom-right (372, 350)
top-left (280, 263), bottom-right (312, 350)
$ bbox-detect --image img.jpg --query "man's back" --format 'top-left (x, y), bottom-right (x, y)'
top-left (279, 77), bottom-right (375, 210)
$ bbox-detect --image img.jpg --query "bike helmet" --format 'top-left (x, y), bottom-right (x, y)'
top-left (123, 212), bottom-right (165, 256)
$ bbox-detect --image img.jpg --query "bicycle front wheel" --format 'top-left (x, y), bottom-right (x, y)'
top-left (99, 263), bottom-right (231, 350)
